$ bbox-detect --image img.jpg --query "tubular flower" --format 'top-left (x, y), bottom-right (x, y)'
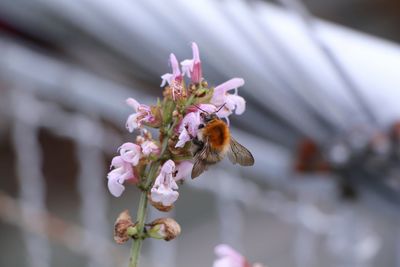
top-left (181, 42), bottom-right (202, 84)
top-left (213, 244), bottom-right (250, 267)
top-left (107, 156), bottom-right (137, 197)
top-left (175, 111), bottom-right (201, 148)
top-left (119, 142), bottom-right (142, 165)
top-left (126, 98), bottom-right (155, 132)
top-left (161, 54), bottom-right (182, 86)
top-left (150, 160), bottom-right (179, 210)
top-left (211, 78), bottom-right (246, 118)
top-left (175, 104), bottom-right (217, 148)
top-left (161, 54), bottom-right (184, 100)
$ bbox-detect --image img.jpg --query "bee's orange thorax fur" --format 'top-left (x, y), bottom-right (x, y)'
top-left (202, 119), bottom-right (230, 152)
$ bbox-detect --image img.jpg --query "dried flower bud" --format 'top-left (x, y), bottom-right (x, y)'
top-left (114, 210), bottom-right (136, 244)
top-left (148, 218), bottom-right (181, 241)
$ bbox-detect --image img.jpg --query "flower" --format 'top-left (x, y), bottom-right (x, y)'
top-left (150, 160), bottom-right (179, 210)
top-left (141, 140), bottom-right (159, 156)
top-left (161, 54), bottom-right (184, 100)
top-left (175, 111), bottom-right (201, 148)
top-left (126, 98), bottom-right (155, 132)
top-left (175, 104), bottom-right (217, 148)
top-left (174, 161), bottom-right (194, 181)
top-left (213, 244), bottom-right (250, 267)
top-left (119, 142), bottom-right (142, 165)
top-left (107, 156), bottom-right (137, 197)
top-left (181, 42), bottom-right (202, 84)
top-left (148, 217), bottom-right (181, 241)
top-left (161, 53), bottom-right (183, 87)
top-left (211, 78), bottom-right (246, 118)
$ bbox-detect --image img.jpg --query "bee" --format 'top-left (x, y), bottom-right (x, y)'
top-left (191, 106), bottom-right (255, 178)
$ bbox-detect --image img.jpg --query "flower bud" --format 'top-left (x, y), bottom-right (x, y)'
top-left (148, 218), bottom-right (181, 241)
top-left (114, 210), bottom-right (136, 244)
top-left (201, 80), bottom-right (208, 88)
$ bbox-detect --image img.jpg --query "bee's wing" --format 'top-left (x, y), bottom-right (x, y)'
top-left (228, 137), bottom-right (255, 166)
top-left (191, 140), bottom-right (210, 179)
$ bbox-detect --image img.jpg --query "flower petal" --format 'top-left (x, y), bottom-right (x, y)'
top-left (150, 185), bottom-right (179, 206)
top-left (161, 159), bottom-right (175, 174)
top-left (176, 128), bottom-right (191, 148)
top-left (110, 155), bottom-right (124, 169)
top-left (214, 78), bottom-right (245, 94)
top-left (107, 174), bottom-right (125, 197)
top-left (141, 140), bottom-right (159, 156)
top-left (119, 142), bottom-right (141, 165)
top-left (214, 244), bottom-right (246, 267)
top-left (160, 73), bottom-right (173, 87)
top-left (198, 104), bottom-right (217, 114)
top-left (126, 113), bottom-right (139, 132)
top-left (126, 98), bottom-right (140, 111)
top-left (227, 94), bottom-right (246, 115)
top-left (181, 59), bottom-right (194, 77)
top-left (192, 42), bottom-right (200, 63)
top-left (170, 53), bottom-right (181, 76)
top-left (174, 161), bottom-right (194, 181)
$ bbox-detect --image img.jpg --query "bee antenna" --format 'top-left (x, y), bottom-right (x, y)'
top-left (216, 103), bottom-right (226, 113)
top-left (194, 104), bottom-right (209, 114)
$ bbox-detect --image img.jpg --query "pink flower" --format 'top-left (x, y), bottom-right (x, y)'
top-left (161, 53), bottom-right (183, 87)
top-left (119, 142), bottom-right (141, 165)
top-left (213, 244), bottom-right (249, 267)
top-left (175, 111), bottom-right (201, 148)
top-left (161, 54), bottom-right (184, 100)
top-left (150, 160), bottom-right (179, 207)
top-left (211, 78), bottom-right (246, 118)
top-left (174, 161), bottom-right (194, 181)
top-left (107, 156), bottom-right (137, 197)
top-left (141, 140), bottom-right (159, 156)
top-left (181, 42), bottom-right (202, 84)
top-left (175, 104), bottom-right (217, 148)
top-left (126, 98), bottom-right (155, 132)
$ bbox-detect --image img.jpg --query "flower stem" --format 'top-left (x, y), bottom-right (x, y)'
top-left (129, 191), bottom-right (147, 267)
top-left (129, 161), bottom-right (160, 267)
top-left (129, 122), bottom-right (176, 267)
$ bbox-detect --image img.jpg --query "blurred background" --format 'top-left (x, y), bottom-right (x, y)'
top-left (1, 0), bottom-right (400, 266)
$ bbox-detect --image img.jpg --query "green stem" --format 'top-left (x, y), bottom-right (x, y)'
top-left (128, 123), bottom-right (175, 267)
top-left (129, 191), bottom-right (147, 267)
top-left (128, 94), bottom-right (194, 267)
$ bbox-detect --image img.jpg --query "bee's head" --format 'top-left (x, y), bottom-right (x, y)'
top-left (200, 112), bottom-right (218, 123)
top-left (196, 103), bottom-right (226, 123)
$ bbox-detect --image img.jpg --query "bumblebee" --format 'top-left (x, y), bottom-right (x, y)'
top-left (191, 111), bottom-right (254, 178)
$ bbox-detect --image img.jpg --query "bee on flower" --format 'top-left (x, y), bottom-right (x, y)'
top-left (107, 42), bottom-right (255, 267)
